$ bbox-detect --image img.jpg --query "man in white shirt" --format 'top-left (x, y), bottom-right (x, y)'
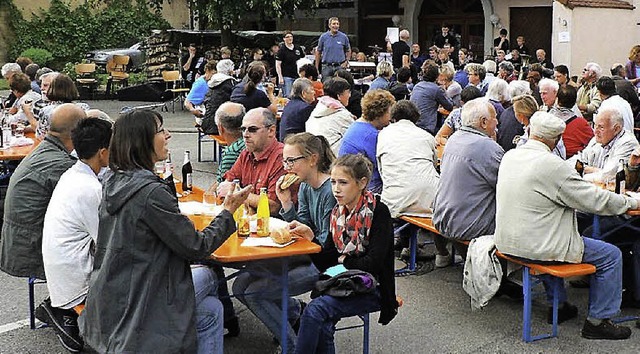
top-left (596, 76), bottom-right (634, 131)
top-left (42, 117), bottom-right (112, 352)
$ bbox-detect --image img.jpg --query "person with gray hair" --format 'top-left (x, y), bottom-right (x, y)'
top-left (495, 110), bottom-right (640, 341)
top-left (279, 78), bottom-right (315, 141)
top-left (432, 98), bottom-right (503, 267)
top-left (570, 107), bottom-right (639, 182)
top-left (486, 78), bottom-right (509, 118)
top-left (387, 29), bottom-right (411, 71)
top-left (216, 59), bottom-right (234, 76)
top-left (498, 61), bottom-right (517, 82)
top-left (577, 62), bottom-right (603, 121)
top-left (538, 78), bottom-right (560, 111)
top-left (369, 61), bottom-right (393, 90)
top-left (201, 60), bottom-right (238, 135)
top-left (496, 81), bottom-right (532, 151)
top-left (2, 62), bottom-right (22, 109)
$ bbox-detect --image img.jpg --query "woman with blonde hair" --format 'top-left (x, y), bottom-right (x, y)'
top-left (513, 94), bottom-right (566, 159)
top-left (369, 61), bottom-right (393, 90)
top-left (625, 44), bottom-right (640, 88)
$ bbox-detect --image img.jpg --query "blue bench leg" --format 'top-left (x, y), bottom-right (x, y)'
top-left (28, 277), bottom-right (36, 330)
top-left (551, 277), bottom-right (560, 338)
top-left (522, 266), bottom-right (532, 342)
top-left (362, 313), bottom-right (370, 354)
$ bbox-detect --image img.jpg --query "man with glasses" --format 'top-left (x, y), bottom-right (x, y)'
top-left (577, 62), bottom-right (603, 121)
top-left (219, 107), bottom-right (286, 214)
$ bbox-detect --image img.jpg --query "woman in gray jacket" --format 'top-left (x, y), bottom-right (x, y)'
top-left (80, 109), bottom-right (251, 353)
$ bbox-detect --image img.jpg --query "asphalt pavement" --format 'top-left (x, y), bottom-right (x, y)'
top-left (0, 96), bottom-right (639, 353)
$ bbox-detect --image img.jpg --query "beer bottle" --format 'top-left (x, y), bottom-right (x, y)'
top-left (182, 151), bottom-right (193, 193)
top-left (256, 187), bottom-right (270, 237)
top-left (615, 159), bottom-right (626, 194)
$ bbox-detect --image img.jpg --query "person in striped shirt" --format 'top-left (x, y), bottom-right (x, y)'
top-left (215, 102), bottom-right (246, 182)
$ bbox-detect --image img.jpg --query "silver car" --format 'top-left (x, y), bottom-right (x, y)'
top-left (86, 42), bottom-right (145, 72)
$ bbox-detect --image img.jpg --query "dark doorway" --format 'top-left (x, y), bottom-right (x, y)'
top-left (509, 7), bottom-right (553, 62)
top-left (418, 0), bottom-right (485, 59)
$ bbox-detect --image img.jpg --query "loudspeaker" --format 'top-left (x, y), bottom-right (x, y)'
top-left (116, 82), bottom-right (169, 102)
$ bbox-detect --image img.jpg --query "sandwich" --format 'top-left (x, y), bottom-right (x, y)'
top-left (270, 227), bottom-right (292, 245)
top-left (280, 173), bottom-right (300, 189)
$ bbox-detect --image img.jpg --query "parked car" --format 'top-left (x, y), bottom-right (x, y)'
top-left (86, 42), bottom-right (145, 71)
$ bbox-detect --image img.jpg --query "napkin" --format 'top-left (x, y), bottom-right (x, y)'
top-left (241, 237), bottom-right (295, 248)
top-left (10, 137), bottom-right (34, 147)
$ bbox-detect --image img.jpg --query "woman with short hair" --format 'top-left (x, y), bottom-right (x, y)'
top-left (279, 78), bottom-right (316, 140)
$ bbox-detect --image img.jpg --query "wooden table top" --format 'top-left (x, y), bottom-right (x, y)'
top-left (0, 132), bottom-right (39, 161)
top-left (177, 182), bottom-right (321, 263)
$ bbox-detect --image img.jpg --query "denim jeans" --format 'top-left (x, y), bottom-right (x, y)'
top-left (232, 261), bottom-right (319, 351)
top-left (282, 77), bottom-right (295, 98)
top-left (294, 291), bottom-right (381, 354)
top-left (192, 266), bottom-right (224, 354)
top-left (321, 65), bottom-right (340, 83)
top-left (539, 237), bottom-right (622, 319)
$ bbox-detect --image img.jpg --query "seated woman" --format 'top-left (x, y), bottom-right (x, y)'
top-left (513, 94), bottom-right (566, 159)
top-left (279, 78), bottom-right (317, 141)
top-left (6, 72), bottom-right (41, 129)
top-left (233, 132), bottom-right (336, 352)
top-left (334, 69), bottom-right (363, 118)
top-left (438, 66), bottom-right (462, 108)
top-left (339, 89), bottom-right (396, 194)
top-left (306, 77), bottom-right (355, 155)
top-left (230, 63), bottom-right (277, 113)
top-left (369, 61), bottom-right (393, 91)
top-left (377, 100), bottom-right (440, 253)
top-left (292, 154), bottom-right (399, 354)
top-left (298, 63), bottom-right (324, 99)
top-left (486, 78), bottom-right (510, 117)
top-left (80, 109), bottom-right (251, 354)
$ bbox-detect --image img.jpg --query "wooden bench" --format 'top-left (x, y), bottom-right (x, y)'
top-left (396, 216), bottom-right (440, 275)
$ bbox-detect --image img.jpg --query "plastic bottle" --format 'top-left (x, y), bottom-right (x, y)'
top-left (256, 187), bottom-right (270, 237)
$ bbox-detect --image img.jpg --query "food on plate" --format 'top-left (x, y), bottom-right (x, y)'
top-left (280, 173), bottom-right (300, 189)
top-left (270, 227), bottom-right (292, 245)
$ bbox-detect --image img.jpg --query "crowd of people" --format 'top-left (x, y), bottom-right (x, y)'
top-left (4, 15), bottom-right (640, 353)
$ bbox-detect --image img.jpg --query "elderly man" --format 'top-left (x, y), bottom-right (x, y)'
top-left (549, 85), bottom-right (594, 158)
top-left (577, 62), bottom-right (603, 121)
top-left (535, 49), bottom-right (554, 76)
top-left (387, 29), bottom-right (410, 71)
top-left (495, 111), bottom-right (639, 340)
top-left (539, 78), bottom-right (559, 112)
top-left (315, 17), bottom-right (351, 81)
top-left (215, 102), bottom-right (246, 182)
top-left (0, 104), bottom-right (85, 341)
top-left (432, 99), bottom-right (503, 266)
top-left (597, 76), bottom-right (634, 132)
top-left (2, 62), bottom-right (22, 108)
top-left (410, 61), bottom-right (454, 135)
top-left (570, 108), bottom-right (639, 182)
top-left (220, 107), bottom-right (285, 214)
top-left (497, 61), bottom-right (517, 83)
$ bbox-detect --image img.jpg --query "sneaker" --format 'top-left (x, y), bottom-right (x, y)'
top-left (546, 302), bottom-right (578, 324)
top-left (291, 300), bottom-right (307, 335)
top-left (40, 302), bottom-right (83, 352)
top-left (34, 298), bottom-right (51, 325)
top-left (581, 319), bottom-right (631, 340)
top-left (224, 316), bottom-right (240, 338)
top-left (435, 253), bottom-right (452, 268)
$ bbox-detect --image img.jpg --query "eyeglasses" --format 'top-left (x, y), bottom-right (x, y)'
top-left (241, 125), bottom-right (271, 133)
top-left (282, 155), bottom-right (306, 168)
top-left (156, 126), bottom-right (166, 134)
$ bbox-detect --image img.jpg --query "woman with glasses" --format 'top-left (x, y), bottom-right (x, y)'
top-left (276, 30), bottom-right (306, 97)
top-left (279, 78), bottom-right (317, 141)
top-left (80, 109), bottom-right (251, 354)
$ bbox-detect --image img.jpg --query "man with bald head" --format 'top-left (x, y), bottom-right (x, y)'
top-left (389, 29), bottom-right (411, 71)
top-left (0, 103), bottom-right (85, 327)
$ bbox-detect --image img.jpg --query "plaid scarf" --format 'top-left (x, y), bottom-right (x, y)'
top-left (330, 191), bottom-right (376, 256)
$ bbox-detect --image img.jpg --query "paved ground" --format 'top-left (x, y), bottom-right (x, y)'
top-left (1, 96), bottom-right (640, 353)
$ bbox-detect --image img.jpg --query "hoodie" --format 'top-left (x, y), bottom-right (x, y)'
top-left (202, 73), bottom-right (237, 134)
top-left (80, 169), bottom-right (235, 353)
top-left (306, 96), bottom-right (355, 155)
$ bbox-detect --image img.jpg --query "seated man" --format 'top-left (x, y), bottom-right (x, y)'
top-left (570, 108), bottom-right (639, 182)
top-left (215, 102), bottom-right (246, 182)
top-left (0, 104), bottom-right (85, 346)
top-left (42, 117), bottom-right (112, 351)
top-left (432, 99), bottom-right (503, 267)
top-left (219, 107), bottom-right (286, 215)
top-left (185, 61), bottom-right (216, 124)
top-left (597, 76), bottom-right (634, 132)
top-left (495, 111), bottom-right (639, 340)
top-left (550, 85), bottom-right (593, 158)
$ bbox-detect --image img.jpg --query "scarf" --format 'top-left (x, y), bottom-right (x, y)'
top-left (330, 191), bottom-right (376, 256)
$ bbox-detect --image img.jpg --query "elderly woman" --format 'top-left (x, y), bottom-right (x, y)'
top-left (306, 77), bottom-right (355, 154)
top-left (485, 78), bottom-right (510, 118)
top-left (498, 61), bottom-right (517, 83)
top-left (338, 89), bottom-right (396, 193)
top-left (2, 62), bottom-right (22, 109)
top-left (369, 61), bottom-right (393, 91)
top-left (377, 100), bottom-right (440, 254)
top-left (438, 66), bottom-right (462, 107)
top-left (279, 78), bottom-right (316, 140)
top-left (465, 63), bottom-right (488, 95)
top-left (496, 80), bottom-right (531, 151)
top-left (202, 59), bottom-right (237, 135)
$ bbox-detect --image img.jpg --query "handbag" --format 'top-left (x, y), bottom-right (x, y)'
top-left (311, 269), bottom-right (378, 299)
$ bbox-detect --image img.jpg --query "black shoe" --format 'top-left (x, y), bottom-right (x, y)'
top-left (34, 298), bottom-right (51, 325)
top-left (40, 303), bottom-right (83, 352)
top-left (496, 281), bottom-right (523, 300)
top-left (291, 300), bottom-right (307, 335)
top-left (581, 319), bottom-right (631, 340)
top-left (224, 316), bottom-right (240, 338)
top-left (547, 302), bottom-right (578, 324)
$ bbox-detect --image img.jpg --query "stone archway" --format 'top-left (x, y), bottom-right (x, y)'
top-left (404, 0), bottom-right (495, 58)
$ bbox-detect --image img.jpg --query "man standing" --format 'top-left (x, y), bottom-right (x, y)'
top-left (597, 76), bottom-right (634, 132)
top-left (389, 29), bottom-right (410, 71)
top-left (315, 17), bottom-right (351, 82)
top-left (215, 102), bottom-right (246, 182)
top-left (182, 43), bottom-right (205, 88)
top-left (433, 99), bottom-right (502, 266)
top-left (495, 112), bottom-right (638, 340)
top-left (0, 104), bottom-right (85, 338)
top-left (220, 107), bottom-right (286, 214)
top-left (577, 62), bottom-right (603, 121)
top-left (432, 23), bottom-right (457, 50)
top-left (570, 108), bottom-right (639, 182)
